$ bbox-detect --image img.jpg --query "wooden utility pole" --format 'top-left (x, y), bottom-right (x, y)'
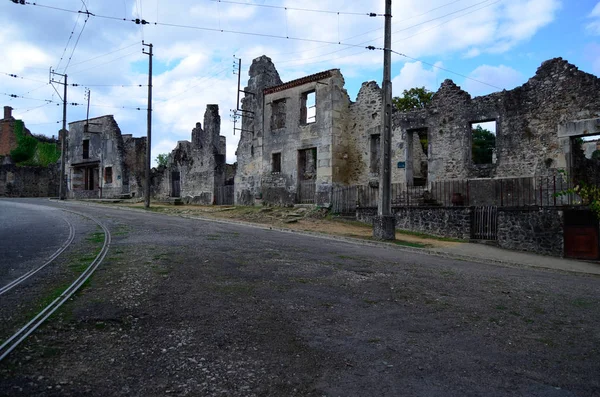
top-left (374, 0), bottom-right (396, 240)
top-left (143, 41), bottom-right (153, 208)
top-left (50, 70), bottom-right (68, 200)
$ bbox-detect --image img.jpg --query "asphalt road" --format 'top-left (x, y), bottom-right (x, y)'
top-left (0, 200), bottom-right (72, 286)
top-left (1, 198), bottom-right (599, 396)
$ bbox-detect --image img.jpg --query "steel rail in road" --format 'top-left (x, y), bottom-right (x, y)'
top-left (0, 216), bottom-right (76, 296)
top-left (0, 210), bottom-right (111, 362)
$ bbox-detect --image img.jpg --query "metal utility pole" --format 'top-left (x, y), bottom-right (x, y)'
top-left (143, 41), bottom-right (153, 209)
top-left (50, 70), bottom-right (68, 200)
top-left (374, 0), bottom-right (396, 240)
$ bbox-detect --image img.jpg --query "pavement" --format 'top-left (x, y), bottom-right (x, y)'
top-left (66, 198), bottom-right (600, 277)
top-left (430, 242), bottom-right (600, 276)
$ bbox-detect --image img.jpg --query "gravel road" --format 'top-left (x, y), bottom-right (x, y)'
top-left (0, 198), bottom-right (599, 396)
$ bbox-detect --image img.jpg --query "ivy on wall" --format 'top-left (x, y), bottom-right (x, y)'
top-left (9, 120), bottom-right (61, 167)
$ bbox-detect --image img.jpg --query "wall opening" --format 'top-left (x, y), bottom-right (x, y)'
top-left (272, 152), bottom-right (281, 173)
top-left (370, 134), bottom-right (381, 175)
top-left (83, 139), bottom-right (90, 159)
top-left (471, 121), bottom-right (496, 165)
top-left (298, 148), bottom-right (317, 180)
top-left (300, 90), bottom-right (316, 124)
top-left (407, 128), bottom-right (428, 186)
top-left (271, 99), bottom-right (286, 130)
top-left (572, 134), bottom-right (600, 186)
top-left (104, 166), bottom-right (113, 184)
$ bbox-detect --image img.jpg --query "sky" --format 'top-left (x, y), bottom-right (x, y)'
top-left (1, 0), bottom-right (599, 165)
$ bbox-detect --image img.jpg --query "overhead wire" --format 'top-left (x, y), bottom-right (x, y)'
top-left (62, 3), bottom-right (90, 72)
top-left (17, 2), bottom-right (377, 50)
top-left (209, 0), bottom-right (385, 17)
top-left (389, 49), bottom-right (503, 90)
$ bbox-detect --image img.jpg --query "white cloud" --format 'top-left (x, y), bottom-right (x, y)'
top-left (587, 2), bottom-right (600, 35)
top-left (0, 0), bottom-right (566, 166)
top-left (391, 61), bottom-right (443, 94)
top-left (463, 64), bottom-right (524, 97)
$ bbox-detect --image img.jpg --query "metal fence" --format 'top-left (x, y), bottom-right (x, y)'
top-left (297, 179), bottom-right (316, 204)
top-left (331, 185), bottom-right (358, 215)
top-left (214, 185), bottom-right (234, 205)
top-left (330, 175), bottom-right (593, 211)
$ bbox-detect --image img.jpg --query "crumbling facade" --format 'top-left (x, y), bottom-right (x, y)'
top-left (152, 105), bottom-right (227, 204)
top-left (235, 56), bottom-right (360, 206)
top-left (66, 115), bottom-right (146, 199)
top-left (0, 106), bottom-right (30, 156)
top-left (394, 58), bottom-right (600, 187)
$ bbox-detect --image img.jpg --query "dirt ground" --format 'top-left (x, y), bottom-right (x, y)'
top-left (118, 203), bottom-right (462, 249)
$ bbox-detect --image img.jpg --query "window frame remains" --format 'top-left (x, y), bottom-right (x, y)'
top-left (300, 90), bottom-right (316, 125)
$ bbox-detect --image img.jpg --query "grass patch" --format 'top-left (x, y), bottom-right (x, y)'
top-left (368, 338), bottom-right (381, 343)
top-left (86, 231), bottom-right (105, 244)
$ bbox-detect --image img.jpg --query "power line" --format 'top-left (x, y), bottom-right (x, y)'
top-left (1, 72), bottom-right (145, 89)
top-left (67, 50), bottom-right (140, 75)
top-left (209, 0), bottom-right (384, 17)
top-left (272, 0), bottom-right (499, 67)
top-left (16, 1), bottom-right (379, 50)
top-left (66, 41), bottom-right (140, 68)
top-left (55, 3), bottom-right (84, 71)
top-left (389, 50), bottom-right (503, 90)
top-left (62, 9), bottom-right (90, 72)
top-left (0, 92), bottom-right (147, 110)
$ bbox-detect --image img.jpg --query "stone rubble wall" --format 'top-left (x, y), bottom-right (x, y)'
top-left (497, 208), bottom-right (563, 257)
top-left (356, 206), bottom-right (566, 257)
top-left (0, 163), bottom-right (59, 197)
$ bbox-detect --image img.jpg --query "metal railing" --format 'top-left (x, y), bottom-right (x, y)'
top-left (331, 175), bottom-right (596, 211)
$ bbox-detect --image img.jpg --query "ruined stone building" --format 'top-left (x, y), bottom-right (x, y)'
top-left (235, 56), bottom-right (381, 206)
top-left (152, 105), bottom-right (227, 204)
top-left (394, 58), bottom-right (600, 191)
top-left (236, 56), bottom-right (600, 208)
top-left (66, 115), bottom-right (146, 199)
top-left (0, 106), bottom-right (30, 156)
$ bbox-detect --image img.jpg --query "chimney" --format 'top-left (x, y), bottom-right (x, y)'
top-left (3, 106), bottom-right (12, 120)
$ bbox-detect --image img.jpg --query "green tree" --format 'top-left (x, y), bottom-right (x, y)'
top-left (155, 153), bottom-right (169, 168)
top-left (472, 126), bottom-right (496, 164)
top-left (392, 87), bottom-right (433, 111)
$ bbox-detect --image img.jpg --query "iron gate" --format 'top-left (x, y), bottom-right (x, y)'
top-left (471, 206), bottom-right (498, 240)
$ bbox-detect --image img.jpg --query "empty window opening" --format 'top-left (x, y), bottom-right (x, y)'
top-left (298, 148), bottom-right (317, 180)
top-left (572, 134), bottom-right (600, 186)
top-left (408, 128), bottom-right (428, 186)
top-left (300, 90), bottom-right (316, 124)
top-left (471, 121), bottom-right (496, 165)
top-left (370, 134), bottom-right (381, 174)
top-left (271, 99), bottom-right (286, 130)
top-left (104, 166), bottom-right (113, 184)
top-left (272, 152), bottom-right (282, 173)
top-left (83, 139), bottom-right (90, 159)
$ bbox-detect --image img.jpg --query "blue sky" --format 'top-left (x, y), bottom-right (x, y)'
top-left (1, 0), bottom-right (599, 164)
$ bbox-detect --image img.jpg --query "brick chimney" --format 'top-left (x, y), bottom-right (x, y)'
top-left (3, 106), bottom-right (12, 120)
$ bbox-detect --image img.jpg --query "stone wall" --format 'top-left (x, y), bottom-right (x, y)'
top-left (0, 163), bottom-right (59, 197)
top-left (356, 207), bottom-right (471, 240)
top-left (356, 206), bottom-right (566, 257)
top-left (394, 58), bottom-right (600, 184)
top-left (497, 208), bottom-right (563, 257)
top-left (235, 56), bottom-right (283, 205)
top-left (152, 105), bottom-right (226, 204)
